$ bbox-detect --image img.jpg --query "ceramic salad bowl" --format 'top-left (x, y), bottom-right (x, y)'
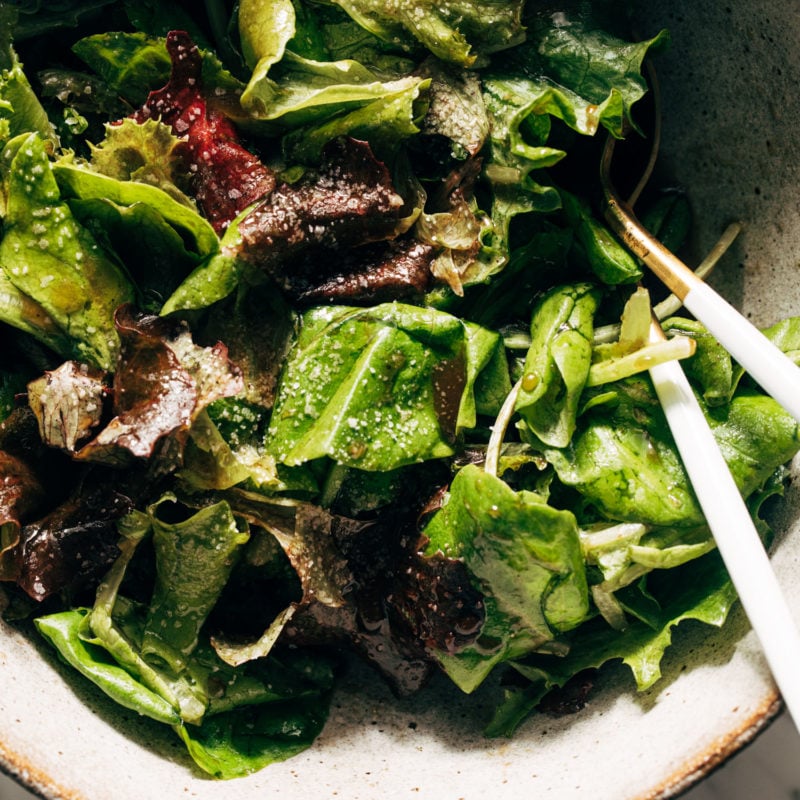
top-left (1, 2), bottom-right (800, 799)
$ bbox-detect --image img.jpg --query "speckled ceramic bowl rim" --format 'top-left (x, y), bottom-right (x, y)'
top-left (3, 3), bottom-right (800, 800)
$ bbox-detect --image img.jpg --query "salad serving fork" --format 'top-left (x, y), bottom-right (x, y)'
top-left (601, 134), bottom-right (800, 731)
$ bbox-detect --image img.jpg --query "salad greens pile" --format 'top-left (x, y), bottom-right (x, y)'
top-left (1, 0), bottom-right (799, 780)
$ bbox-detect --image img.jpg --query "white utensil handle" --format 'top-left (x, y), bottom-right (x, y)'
top-left (683, 280), bottom-right (800, 423)
top-left (649, 354), bottom-right (800, 731)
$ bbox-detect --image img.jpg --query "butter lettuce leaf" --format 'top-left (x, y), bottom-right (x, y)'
top-left (515, 283), bottom-right (600, 448)
top-left (0, 132), bottom-right (134, 369)
top-left (542, 378), bottom-right (800, 527)
top-left (328, 0), bottom-right (525, 66)
top-left (423, 464), bottom-right (589, 692)
top-left (266, 303), bottom-right (509, 470)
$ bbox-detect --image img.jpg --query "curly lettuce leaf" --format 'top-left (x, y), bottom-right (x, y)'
top-left (36, 508), bottom-right (333, 777)
top-left (423, 464), bottom-right (589, 692)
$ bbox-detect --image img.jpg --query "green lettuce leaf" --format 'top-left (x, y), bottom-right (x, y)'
top-left (72, 30), bottom-right (242, 107)
top-left (515, 283), bottom-right (600, 448)
top-left (327, 0), bottom-right (525, 66)
top-left (561, 191), bottom-right (642, 285)
top-left (140, 497), bottom-right (250, 673)
top-left (489, 11), bottom-right (669, 139)
top-left (0, 132), bottom-right (134, 369)
top-left (661, 316), bottom-right (737, 405)
top-left (423, 464), bottom-right (589, 692)
top-left (35, 607), bottom-right (182, 725)
top-left (0, 9), bottom-right (55, 147)
top-left (175, 689), bottom-right (331, 779)
top-left (282, 78), bottom-right (429, 162)
top-left (53, 158), bottom-right (219, 257)
top-left (266, 303), bottom-right (509, 470)
top-left (486, 546), bottom-right (738, 737)
top-left (241, 49), bottom-right (428, 130)
top-left (542, 378), bottom-right (800, 527)
top-left (472, 12), bottom-right (667, 283)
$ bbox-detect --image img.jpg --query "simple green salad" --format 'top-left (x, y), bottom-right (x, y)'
top-left (1, 0), bottom-right (799, 780)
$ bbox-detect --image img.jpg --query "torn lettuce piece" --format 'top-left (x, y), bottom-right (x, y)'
top-left (515, 283), bottom-right (600, 448)
top-left (327, 0), bottom-right (525, 66)
top-left (422, 464), bottom-right (589, 693)
top-left (661, 316), bottom-right (738, 406)
top-left (0, 10), bottom-right (55, 147)
top-left (473, 13), bottom-right (667, 280)
top-left (180, 406), bottom-right (318, 497)
top-left (0, 132), bottom-right (134, 369)
top-left (39, 137), bottom-right (216, 324)
top-left (762, 315), bottom-right (800, 364)
top-left (57, 307), bottom-right (244, 468)
top-left (266, 303), bottom-right (509, 470)
top-left (159, 206), bottom-right (249, 314)
top-left (238, 0), bottom-right (297, 113)
top-left (282, 77), bottom-right (430, 162)
top-left (541, 377), bottom-right (800, 527)
top-left (488, 11), bottom-right (669, 139)
top-left (242, 49), bottom-right (428, 130)
top-left (141, 496), bottom-right (250, 673)
top-left (85, 509), bottom-right (209, 723)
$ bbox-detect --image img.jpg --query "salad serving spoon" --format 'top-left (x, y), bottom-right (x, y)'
top-left (600, 134), bottom-right (800, 731)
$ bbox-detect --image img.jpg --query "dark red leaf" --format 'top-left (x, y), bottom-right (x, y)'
top-left (74, 305), bottom-right (243, 467)
top-left (16, 481), bottom-right (131, 602)
top-left (132, 31), bottom-right (275, 232)
top-left (0, 450), bottom-right (47, 582)
top-left (286, 237), bottom-right (436, 306)
top-left (237, 138), bottom-right (405, 278)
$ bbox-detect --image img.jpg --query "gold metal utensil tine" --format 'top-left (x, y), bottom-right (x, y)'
top-left (600, 133), bottom-right (800, 424)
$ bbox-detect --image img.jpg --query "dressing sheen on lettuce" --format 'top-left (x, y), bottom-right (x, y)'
top-left (0, 0), bottom-right (795, 780)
